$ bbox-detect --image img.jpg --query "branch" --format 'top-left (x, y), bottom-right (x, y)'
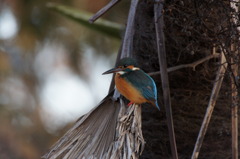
top-left (229, 2), bottom-right (239, 157)
top-left (191, 52), bottom-right (228, 159)
top-left (89, 0), bottom-right (121, 23)
top-left (231, 53), bottom-right (239, 159)
top-left (219, 43), bottom-right (239, 88)
top-left (154, 1), bottom-right (179, 159)
top-left (148, 54), bottom-right (220, 76)
top-left (111, 0), bottom-right (139, 99)
top-left (120, 0), bottom-right (139, 58)
top-left (230, 43), bottom-right (239, 159)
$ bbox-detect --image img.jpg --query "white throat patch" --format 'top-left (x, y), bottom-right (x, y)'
top-left (117, 67), bottom-right (139, 75)
top-left (132, 67), bottom-right (140, 70)
top-left (117, 71), bottom-right (126, 75)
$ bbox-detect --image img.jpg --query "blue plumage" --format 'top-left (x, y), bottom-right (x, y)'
top-left (121, 70), bottom-right (160, 110)
top-left (103, 57), bottom-right (160, 110)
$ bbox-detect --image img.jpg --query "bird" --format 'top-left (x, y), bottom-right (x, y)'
top-left (102, 57), bottom-right (160, 110)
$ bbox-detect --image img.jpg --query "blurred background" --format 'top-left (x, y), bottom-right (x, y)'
top-left (0, 0), bottom-right (129, 158)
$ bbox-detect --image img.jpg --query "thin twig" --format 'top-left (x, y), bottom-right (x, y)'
top-left (89, 0), bottom-right (121, 23)
top-left (154, 1), bottom-right (179, 159)
top-left (191, 51), bottom-right (228, 159)
top-left (148, 54), bottom-right (220, 76)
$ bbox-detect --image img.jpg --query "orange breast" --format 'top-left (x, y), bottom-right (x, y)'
top-left (115, 74), bottom-right (147, 104)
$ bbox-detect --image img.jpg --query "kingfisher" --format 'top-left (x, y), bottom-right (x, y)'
top-left (102, 57), bottom-right (160, 110)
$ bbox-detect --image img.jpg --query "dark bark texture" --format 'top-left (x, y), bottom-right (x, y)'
top-left (132, 0), bottom-right (238, 158)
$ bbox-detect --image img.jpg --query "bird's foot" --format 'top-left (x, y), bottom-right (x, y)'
top-left (127, 101), bottom-right (134, 106)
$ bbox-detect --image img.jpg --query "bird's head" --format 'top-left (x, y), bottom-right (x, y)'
top-left (102, 57), bottom-right (139, 75)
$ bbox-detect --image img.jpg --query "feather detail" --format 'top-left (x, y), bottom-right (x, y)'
top-left (116, 70), bottom-right (160, 110)
top-left (42, 91), bottom-right (145, 159)
top-left (115, 73), bottom-right (147, 104)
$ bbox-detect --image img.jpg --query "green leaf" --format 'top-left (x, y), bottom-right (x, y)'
top-left (47, 3), bottom-right (123, 39)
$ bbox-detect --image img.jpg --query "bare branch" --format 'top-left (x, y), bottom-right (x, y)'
top-left (231, 56), bottom-right (238, 159)
top-left (230, 43), bottom-right (239, 159)
top-left (154, 1), bottom-right (179, 159)
top-left (148, 54), bottom-right (220, 76)
top-left (230, 2), bottom-right (239, 157)
top-left (111, 0), bottom-right (139, 99)
top-left (89, 0), bottom-right (121, 23)
top-left (120, 0), bottom-right (139, 58)
top-left (191, 52), bottom-right (228, 159)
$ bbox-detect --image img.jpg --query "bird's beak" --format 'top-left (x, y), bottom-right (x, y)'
top-left (102, 67), bottom-right (123, 75)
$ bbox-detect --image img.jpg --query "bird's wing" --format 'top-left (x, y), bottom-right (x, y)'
top-left (126, 70), bottom-right (157, 101)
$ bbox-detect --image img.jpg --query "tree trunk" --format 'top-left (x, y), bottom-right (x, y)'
top-left (132, 0), bottom-right (238, 158)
